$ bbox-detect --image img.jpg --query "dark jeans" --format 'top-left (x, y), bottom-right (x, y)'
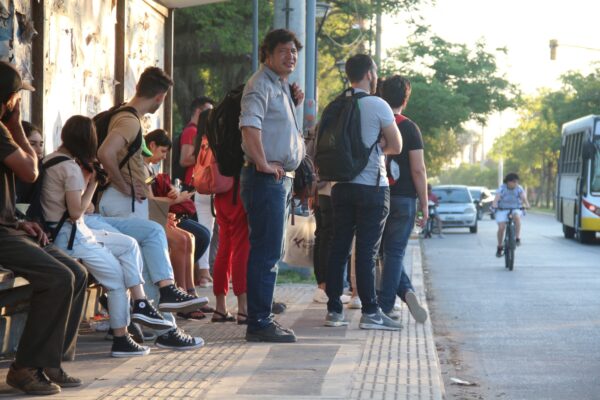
top-left (313, 195), bottom-right (332, 285)
top-left (0, 229), bottom-right (87, 368)
top-left (240, 165), bottom-right (292, 331)
top-left (326, 183), bottom-right (389, 314)
top-left (178, 218), bottom-right (211, 264)
top-left (378, 195), bottom-right (416, 313)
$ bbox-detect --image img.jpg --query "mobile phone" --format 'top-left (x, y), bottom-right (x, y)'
top-left (144, 175), bottom-right (156, 185)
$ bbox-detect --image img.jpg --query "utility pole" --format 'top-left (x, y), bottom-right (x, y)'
top-left (274, 0), bottom-right (306, 131)
top-left (375, 0), bottom-right (382, 66)
top-left (252, 0), bottom-right (259, 72)
top-left (304, 0), bottom-right (316, 129)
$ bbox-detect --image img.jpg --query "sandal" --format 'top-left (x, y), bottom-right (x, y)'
top-left (200, 305), bottom-right (215, 313)
top-left (211, 310), bottom-right (236, 323)
top-left (237, 313), bottom-right (248, 325)
top-left (177, 310), bottom-right (206, 320)
top-left (198, 276), bottom-right (213, 288)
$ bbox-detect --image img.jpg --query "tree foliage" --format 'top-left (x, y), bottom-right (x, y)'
top-left (173, 0), bottom-right (426, 133)
top-left (489, 67), bottom-right (600, 207)
top-left (381, 28), bottom-right (519, 175)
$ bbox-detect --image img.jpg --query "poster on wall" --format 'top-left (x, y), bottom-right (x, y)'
top-left (1, 0), bottom-right (33, 121)
top-left (125, 0), bottom-right (166, 134)
top-left (43, 0), bottom-right (116, 153)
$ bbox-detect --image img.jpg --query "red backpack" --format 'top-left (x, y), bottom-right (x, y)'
top-left (193, 136), bottom-right (234, 195)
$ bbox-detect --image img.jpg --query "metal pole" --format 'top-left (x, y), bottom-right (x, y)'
top-left (252, 0), bottom-right (259, 72)
top-left (375, 0), bottom-right (382, 66)
top-left (304, 0), bottom-right (316, 129)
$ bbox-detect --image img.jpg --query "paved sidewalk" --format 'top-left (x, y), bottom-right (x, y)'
top-left (0, 239), bottom-right (444, 399)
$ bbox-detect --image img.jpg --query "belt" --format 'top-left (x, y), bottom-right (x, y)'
top-left (244, 161), bottom-right (295, 179)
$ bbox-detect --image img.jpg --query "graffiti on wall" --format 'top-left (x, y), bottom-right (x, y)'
top-left (1, 0), bottom-right (33, 121)
top-left (125, 0), bottom-right (165, 133)
top-left (43, 0), bottom-right (116, 153)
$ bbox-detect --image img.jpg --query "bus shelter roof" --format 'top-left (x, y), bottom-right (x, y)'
top-left (155, 0), bottom-right (227, 8)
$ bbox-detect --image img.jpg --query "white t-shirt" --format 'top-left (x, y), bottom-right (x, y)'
top-left (350, 88), bottom-right (395, 187)
top-left (41, 152), bottom-right (85, 222)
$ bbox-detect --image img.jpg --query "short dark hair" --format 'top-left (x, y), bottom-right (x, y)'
top-left (380, 75), bottom-right (412, 109)
top-left (190, 96), bottom-right (214, 113)
top-left (145, 129), bottom-right (172, 150)
top-left (21, 120), bottom-right (42, 139)
top-left (504, 173), bottom-right (520, 183)
top-left (260, 29), bottom-right (303, 63)
top-left (136, 67), bottom-right (174, 98)
top-left (345, 54), bottom-right (375, 83)
top-left (61, 115), bottom-right (97, 167)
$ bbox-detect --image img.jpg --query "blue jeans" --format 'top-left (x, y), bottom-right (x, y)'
top-left (378, 195), bottom-right (416, 313)
top-left (326, 183), bottom-right (389, 314)
top-left (178, 218), bottom-right (211, 264)
top-left (85, 214), bottom-right (177, 332)
top-left (240, 165), bottom-right (292, 331)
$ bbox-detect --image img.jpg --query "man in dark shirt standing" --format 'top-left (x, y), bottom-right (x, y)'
top-left (239, 29), bottom-right (305, 343)
top-left (0, 61), bottom-right (87, 395)
top-left (378, 75), bottom-right (428, 323)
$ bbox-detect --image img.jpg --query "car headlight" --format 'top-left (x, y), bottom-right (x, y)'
top-left (464, 207), bottom-right (476, 215)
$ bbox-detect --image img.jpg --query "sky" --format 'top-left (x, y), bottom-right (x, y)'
top-left (382, 0), bottom-right (600, 152)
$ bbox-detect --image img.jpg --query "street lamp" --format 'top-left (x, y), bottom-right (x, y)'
top-left (316, 2), bottom-right (331, 36)
top-left (335, 60), bottom-right (348, 86)
top-left (548, 38), bottom-right (600, 60)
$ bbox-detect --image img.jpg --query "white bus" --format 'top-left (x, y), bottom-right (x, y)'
top-left (556, 115), bottom-right (600, 243)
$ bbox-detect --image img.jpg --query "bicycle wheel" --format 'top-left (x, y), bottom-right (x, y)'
top-left (504, 223), bottom-right (516, 271)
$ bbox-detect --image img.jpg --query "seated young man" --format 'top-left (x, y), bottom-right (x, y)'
top-left (0, 61), bottom-right (87, 396)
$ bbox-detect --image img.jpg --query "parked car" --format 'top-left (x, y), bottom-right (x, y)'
top-left (432, 185), bottom-right (478, 233)
top-left (468, 186), bottom-right (494, 220)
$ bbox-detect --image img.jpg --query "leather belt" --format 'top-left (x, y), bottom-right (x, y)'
top-left (244, 161), bottom-right (295, 179)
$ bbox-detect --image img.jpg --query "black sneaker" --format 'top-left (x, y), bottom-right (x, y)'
top-left (496, 246), bottom-right (503, 257)
top-left (132, 299), bottom-right (173, 330)
top-left (111, 334), bottom-right (150, 358)
top-left (105, 322), bottom-right (145, 344)
top-left (516, 238), bottom-right (521, 246)
top-left (272, 301), bottom-right (287, 315)
top-left (158, 285), bottom-right (209, 313)
top-left (246, 322), bottom-right (297, 343)
top-left (155, 328), bottom-right (204, 350)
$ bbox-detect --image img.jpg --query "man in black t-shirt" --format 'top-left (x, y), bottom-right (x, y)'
top-left (0, 61), bottom-right (87, 395)
top-left (377, 75), bottom-right (429, 323)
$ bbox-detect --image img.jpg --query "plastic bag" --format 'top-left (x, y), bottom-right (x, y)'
top-left (282, 215), bottom-right (316, 268)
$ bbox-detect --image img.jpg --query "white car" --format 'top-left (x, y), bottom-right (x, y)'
top-left (432, 185), bottom-right (478, 233)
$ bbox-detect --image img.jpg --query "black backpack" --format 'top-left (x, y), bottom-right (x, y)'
top-left (293, 155), bottom-right (316, 200)
top-left (315, 89), bottom-right (376, 182)
top-left (206, 84), bottom-right (245, 178)
top-left (93, 104), bottom-right (142, 172)
top-left (26, 155), bottom-right (77, 250)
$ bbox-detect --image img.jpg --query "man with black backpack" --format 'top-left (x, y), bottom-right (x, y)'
top-left (316, 54), bottom-right (402, 331)
top-left (0, 61), bottom-right (87, 395)
top-left (239, 29), bottom-right (305, 343)
top-left (97, 67), bottom-right (205, 350)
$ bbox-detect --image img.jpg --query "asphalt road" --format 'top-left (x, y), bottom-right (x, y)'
top-left (423, 211), bottom-right (600, 400)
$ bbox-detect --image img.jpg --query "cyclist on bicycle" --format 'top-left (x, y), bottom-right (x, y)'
top-left (425, 183), bottom-right (443, 238)
top-left (492, 173), bottom-right (530, 257)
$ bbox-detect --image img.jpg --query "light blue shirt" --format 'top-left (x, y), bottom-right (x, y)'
top-left (350, 88), bottom-right (395, 187)
top-left (497, 184), bottom-right (524, 208)
top-left (239, 65), bottom-right (305, 172)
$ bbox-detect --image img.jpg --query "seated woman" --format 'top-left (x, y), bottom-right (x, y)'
top-left (41, 115), bottom-right (173, 357)
top-left (15, 121), bottom-right (44, 204)
top-left (144, 129), bottom-right (211, 319)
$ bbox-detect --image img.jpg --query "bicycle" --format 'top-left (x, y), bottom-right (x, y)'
top-left (421, 201), bottom-right (437, 239)
top-left (497, 207), bottom-right (525, 271)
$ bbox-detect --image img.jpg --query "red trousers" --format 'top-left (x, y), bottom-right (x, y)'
top-left (213, 187), bottom-right (249, 296)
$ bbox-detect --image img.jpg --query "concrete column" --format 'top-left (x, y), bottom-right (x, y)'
top-left (274, 0), bottom-right (306, 131)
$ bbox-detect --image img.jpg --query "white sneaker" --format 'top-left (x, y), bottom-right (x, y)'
top-left (348, 296), bottom-right (362, 309)
top-left (405, 291), bottom-right (428, 323)
top-left (393, 299), bottom-right (402, 311)
top-left (313, 288), bottom-right (328, 303)
top-left (340, 294), bottom-right (351, 304)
